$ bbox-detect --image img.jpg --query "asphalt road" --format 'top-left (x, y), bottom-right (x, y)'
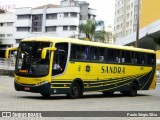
top-left (0, 76), bottom-right (160, 119)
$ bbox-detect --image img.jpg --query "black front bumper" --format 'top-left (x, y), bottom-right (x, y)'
top-left (14, 80), bottom-right (51, 94)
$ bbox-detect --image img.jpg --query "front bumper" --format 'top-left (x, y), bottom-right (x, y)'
top-left (14, 80), bottom-right (51, 94)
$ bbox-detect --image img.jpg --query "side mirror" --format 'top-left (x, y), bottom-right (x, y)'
top-left (41, 47), bottom-right (57, 59)
top-left (5, 47), bottom-right (18, 59)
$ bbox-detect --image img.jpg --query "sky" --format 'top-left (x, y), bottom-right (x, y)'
top-left (0, 0), bottom-right (115, 26)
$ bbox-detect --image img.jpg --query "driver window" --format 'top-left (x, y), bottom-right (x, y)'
top-left (52, 43), bottom-right (68, 76)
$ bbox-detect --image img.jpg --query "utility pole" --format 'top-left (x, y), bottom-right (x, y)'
top-left (135, 0), bottom-right (140, 47)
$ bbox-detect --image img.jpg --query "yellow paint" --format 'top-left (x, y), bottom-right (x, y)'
top-left (156, 50), bottom-right (160, 59)
top-left (11, 37), bottom-right (156, 91)
top-left (141, 0), bottom-right (160, 28)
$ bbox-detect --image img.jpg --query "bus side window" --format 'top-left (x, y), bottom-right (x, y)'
top-left (121, 50), bottom-right (132, 64)
top-left (106, 49), bottom-right (120, 63)
top-left (106, 49), bottom-right (113, 63)
top-left (135, 52), bottom-right (141, 64)
top-left (131, 52), bottom-right (134, 64)
top-left (70, 44), bottom-right (78, 60)
top-left (80, 46), bottom-right (89, 60)
top-left (146, 54), bottom-right (155, 65)
top-left (99, 48), bottom-right (105, 62)
top-left (70, 44), bottom-right (89, 61)
top-left (90, 47), bottom-right (105, 62)
top-left (90, 47), bottom-right (99, 61)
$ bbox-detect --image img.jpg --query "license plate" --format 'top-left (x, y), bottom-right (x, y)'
top-left (24, 87), bottom-right (30, 91)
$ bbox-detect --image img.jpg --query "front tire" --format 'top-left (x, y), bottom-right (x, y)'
top-left (67, 82), bottom-right (82, 99)
top-left (41, 93), bottom-right (51, 98)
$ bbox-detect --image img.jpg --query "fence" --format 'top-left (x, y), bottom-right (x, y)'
top-left (0, 57), bottom-right (15, 70)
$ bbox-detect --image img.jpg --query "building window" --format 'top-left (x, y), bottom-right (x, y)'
top-left (127, 13), bottom-right (130, 18)
top-left (6, 34), bottom-right (13, 37)
top-left (17, 27), bottom-right (30, 31)
top-left (64, 13), bottom-right (69, 18)
top-left (16, 39), bottom-right (21, 43)
top-left (63, 26), bottom-right (68, 30)
top-left (7, 22), bottom-right (13, 26)
top-left (46, 14), bottom-right (57, 19)
top-left (126, 22), bottom-right (129, 27)
top-left (70, 26), bottom-right (77, 31)
top-left (0, 23), bottom-right (4, 26)
top-left (70, 12), bottom-right (77, 17)
top-left (46, 26), bottom-right (57, 32)
top-left (32, 15), bottom-right (42, 32)
top-left (92, 15), bottom-right (96, 20)
top-left (17, 15), bottom-right (30, 19)
top-left (0, 34), bottom-right (5, 37)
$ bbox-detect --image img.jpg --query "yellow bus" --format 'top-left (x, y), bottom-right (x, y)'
top-left (5, 37), bottom-right (156, 98)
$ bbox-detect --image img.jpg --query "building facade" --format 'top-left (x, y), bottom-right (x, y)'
top-left (14, 0), bottom-right (96, 46)
top-left (0, 11), bottom-right (16, 57)
top-left (105, 25), bottom-right (114, 44)
top-left (114, 0), bottom-right (160, 49)
top-left (114, 0), bottom-right (140, 42)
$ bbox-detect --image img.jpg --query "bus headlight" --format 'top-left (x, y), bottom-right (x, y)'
top-left (35, 81), bottom-right (48, 86)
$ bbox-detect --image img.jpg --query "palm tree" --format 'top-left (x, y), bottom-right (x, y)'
top-left (94, 31), bottom-right (113, 43)
top-left (79, 19), bottom-right (96, 41)
top-left (79, 19), bottom-right (111, 42)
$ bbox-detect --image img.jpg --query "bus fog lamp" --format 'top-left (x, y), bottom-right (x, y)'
top-left (35, 81), bottom-right (48, 86)
top-left (54, 89), bottom-right (57, 93)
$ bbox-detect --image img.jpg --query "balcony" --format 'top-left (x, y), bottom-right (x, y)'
top-left (15, 19), bottom-right (31, 27)
top-left (47, 7), bottom-right (80, 14)
top-left (46, 18), bottom-right (79, 26)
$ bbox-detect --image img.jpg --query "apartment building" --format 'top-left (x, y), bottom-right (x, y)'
top-left (105, 25), bottom-right (114, 44)
top-left (114, 0), bottom-right (139, 42)
top-left (0, 10), bottom-right (16, 57)
top-left (14, 0), bottom-right (96, 46)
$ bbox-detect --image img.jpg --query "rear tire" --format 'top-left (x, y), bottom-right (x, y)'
top-left (67, 82), bottom-right (83, 99)
top-left (121, 82), bottom-right (138, 97)
top-left (128, 82), bottom-right (138, 97)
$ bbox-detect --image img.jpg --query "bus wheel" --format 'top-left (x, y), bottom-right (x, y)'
top-left (128, 82), bottom-right (138, 97)
top-left (120, 91), bottom-right (129, 95)
top-left (67, 82), bottom-right (82, 99)
top-left (102, 91), bottom-right (114, 96)
top-left (41, 93), bottom-right (51, 98)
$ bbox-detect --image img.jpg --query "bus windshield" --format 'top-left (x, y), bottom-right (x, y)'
top-left (15, 42), bottom-right (52, 77)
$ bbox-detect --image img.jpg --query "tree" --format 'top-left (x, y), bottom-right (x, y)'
top-left (79, 19), bottom-right (96, 41)
top-left (94, 31), bottom-right (113, 43)
top-left (79, 19), bottom-right (111, 42)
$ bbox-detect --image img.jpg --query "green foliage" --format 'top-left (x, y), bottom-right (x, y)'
top-left (79, 19), bottom-right (112, 43)
top-left (79, 19), bottom-right (96, 40)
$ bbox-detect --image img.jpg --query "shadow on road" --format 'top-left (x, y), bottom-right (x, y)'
top-left (17, 92), bottom-right (151, 100)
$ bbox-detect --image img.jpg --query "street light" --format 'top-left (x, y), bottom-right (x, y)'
top-left (135, 0), bottom-right (140, 48)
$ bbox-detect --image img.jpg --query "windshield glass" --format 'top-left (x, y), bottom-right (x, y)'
top-left (15, 42), bottom-right (52, 77)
